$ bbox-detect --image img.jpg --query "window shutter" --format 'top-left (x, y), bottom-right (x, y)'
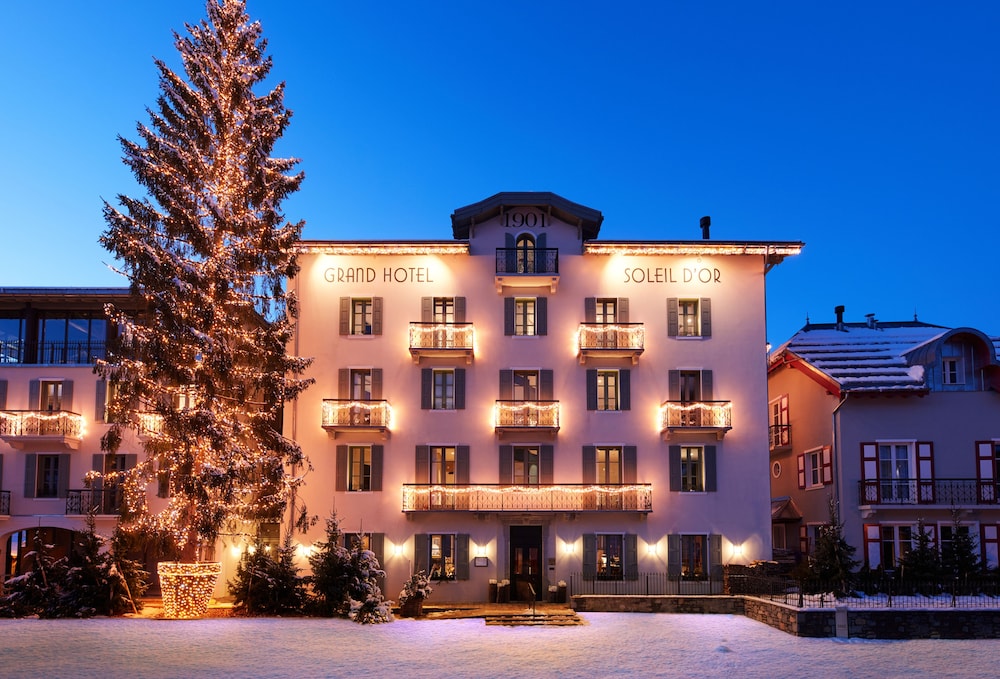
top-left (860, 443), bottom-right (878, 502)
top-left (0, 379), bottom-right (6, 409)
top-left (582, 446), bottom-right (597, 484)
top-left (977, 442), bottom-right (995, 503)
top-left (586, 370), bottom-right (598, 411)
top-left (540, 445), bottom-right (554, 484)
top-left (29, 379), bottom-right (40, 409)
top-left (821, 446), bottom-right (833, 485)
top-left (456, 445), bottom-right (470, 485)
top-left (415, 446), bottom-right (429, 483)
top-left (338, 369), bottom-right (349, 399)
top-left (669, 446), bottom-right (681, 491)
top-left (704, 445), bottom-right (717, 492)
top-left (95, 380), bottom-right (107, 422)
top-left (618, 298), bottom-right (629, 324)
top-left (584, 297), bottom-right (596, 323)
top-left (505, 233), bottom-right (516, 272)
top-left (499, 445), bottom-right (513, 484)
top-left (709, 534), bottom-right (723, 580)
top-left (339, 298), bottom-right (350, 335)
top-left (667, 299), bottom-right (679, 337)
top-left (24, 453), bottom-right (37, 498)
top-left (61, 380), bottom-right (73, 411)
top-left (454, 369), bottom-right (466, 410)
top-left (336, 445), bottom-right (348, 492)
top-left (414, 534), bottom-right (429, 574)
top-left (667, 535), bottom-right (681, 577)
top-left (372, 369), bottom-right (383, 400)
top-left (371, 445), bottom-right (383, 492)
top-left (499, 370), bottom-right (513, 400)
top-left (917, 441), bottom-right (935, 503)
top-left (505, 233), bottom-right (516, 248)
top-left (620, 370), bottom-right (631, 411)
top-left (540, 370), bottom-right (554, 400)
top-left (701, 371), bottom-right (713, 401)
top-left (536, 232), bottom-right (547, 250)
top-left (91, 454), bottom-right (105, 493)
top-left (800, 525), bottom-right (810, 556)
top-left (456, 534), bottom-right (471, 580)
top-left (455, 297), bottom-right (466, 323)
top-left (625, 534), bottom-right (639, 580)
top-left (504, 298), bottom-right (515, 336)
top-left (668, 370), bottom-right (680, 401)
top-left (421, 369), bottom-right (432, 409)
top-left (582, 534), bottom-right (597, 580)
top-left (421, 297), bottom-right (432, 323)
top-left (797, 453), bottom-right (806, 489)
top-left (536, 297), bottom-right (547, 335)
top-left (700, 298), bottom-right (712, 337)
top-left (371, 297), bottom-right (383, 335)
top-left (623, 446), bottom-right (637, 484)
top-left (57, 454), bottom-right (71, 498)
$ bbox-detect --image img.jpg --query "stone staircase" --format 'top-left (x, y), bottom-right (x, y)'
top-left (484, 610), bottom-right (584, 626)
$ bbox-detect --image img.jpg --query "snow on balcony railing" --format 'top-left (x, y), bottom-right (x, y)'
top-left (494, 400), bottom-right (560, 429)
top-left (658, 401), bottom-right (732, 430)
top-left (321, 399), bottom-right (392, 428)
top-left (402, 483), bottom-right (652, 513)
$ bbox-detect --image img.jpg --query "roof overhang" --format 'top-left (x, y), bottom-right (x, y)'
top-left (585, 241), bottom-right (803, 271)
top-left (294, 241), bottom-right (469, 256)
top-left (451, 192), bottom-right (603, 240)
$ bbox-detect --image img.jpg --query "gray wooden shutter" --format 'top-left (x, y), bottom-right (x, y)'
top-left (336, 445), bottom-right (348, 491)
top-left (456, 445), bottom-right (470, 485)
top-left (414, 534), bottom-right (429, 574)
top-left (421, 369), bottom-right (432, 409)
top-left (339, 298), bottom-right (350, 335)
top-left (618, 298), bottom-right (629, 324)
top-left (669, 446), bottom-right (681, 491)
top-left (499, 445), bottom-right (513, 484)
top-left (24, 453), bottom-right (37, 498)
top-left (29, 379), bottom-right (40, 409)
top-left (421, 297), bottom-right (432, 322)
top-left (540, 370), bottom-right (554, 400)
top-left (371, 297), bottom-right (383, 335)
top-left (95, 380), bottom-right (107, 422)
top-left (456, 534), bottom-right (471, 580)
top-left (338, 369), bottom-right (349, 399)
top-left (504, 298), bottom-right (515, 335)
top-left (454, 369), bottom-right (466, 410)
top-left (57, 454), bottom-right (71, 498)
top-left (700, 298), bottom-right (712, 337)
top-left (586, 370), bottom-right (598, 410)
top-left (710, 534), bottom-right (723, 580)
top-left (667, 535), bottom-right (681, 577)
top-left (584, 297), bottom-right (596, 323)
top-left (372, 369), bottom-right (383, 400)
top-left (536, 232), bottom-right (547, 251)
top-left (415, 445), bottom-right (429, 482)
top-left (371, 445), bottom-right (383, 492)
top-left (668, 370), bottom-right (680, 401)
top-left (454, 297), bottom-right (466, 323)
top-left (540, 445), bottom-right (554, 485)
top-left (499, 370), bottom-right (513, 400)
top-left (505, 233), bottom-right (516, 272)
top-left (61, 380), bottom-right (73, 411)
top-left (625, 534), bottom-right (639, 580)
top-left (620, 370), bottom-right (631, 411)
top-left (701, 370), bottom-right (713, 401)
top-left (536, 297), bottom-right (547, 335)
top-left (704, 445), bottom-right (717, 492)
top-left (582, 446), bottom-right (597, 484)
top-left (667, 298), bottom-right (679, 337)
top-left (623, 446), bottom-right (637, 484)
top-left (91, 454), bottom-right (105, 493)
top-left (0, 379), bottom-right (6, 408)
top-left (582, 534), bottom-right (597, 580)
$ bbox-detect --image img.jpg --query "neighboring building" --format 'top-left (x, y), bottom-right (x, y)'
top-left (288, 192), bottom-right (802, 601)
top-left (0, 288), bottom-right (144, 580)
top-left (767, 307), bottom-right (1000, 570)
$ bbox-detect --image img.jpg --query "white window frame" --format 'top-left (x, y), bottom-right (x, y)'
top-left (348, 445), bottom-right (372, 492)
top-left (596, 370), bottom-right (619, 411)
top-left (514, 298), bottom-right (536, 336)
top-left (677, 299), bottom-right (700, 337)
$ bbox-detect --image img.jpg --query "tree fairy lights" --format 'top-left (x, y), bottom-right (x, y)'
top-left (157, 562), bottom-right (223, 619)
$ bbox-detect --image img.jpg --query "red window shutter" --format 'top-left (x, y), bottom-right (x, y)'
top-left (796, 453), bottom-right (806, 489)
top-left (976, 441), bottom-right (996, 503)
top-left (916, 442), bottom-right (934, 503)
top-left (821, 446), bottom-right (833, 485)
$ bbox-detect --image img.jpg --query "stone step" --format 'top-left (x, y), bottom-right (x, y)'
top-left (484, 612), bottom-right (584, 626)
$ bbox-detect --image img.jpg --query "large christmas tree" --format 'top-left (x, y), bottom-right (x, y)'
top-left (98, 0), bottom-right (312, 562)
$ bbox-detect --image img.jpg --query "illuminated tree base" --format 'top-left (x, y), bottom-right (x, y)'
top-left (158, 562), bottom-right (222, 619)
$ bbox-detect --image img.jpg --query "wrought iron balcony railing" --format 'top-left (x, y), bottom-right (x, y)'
top-left (494, 400), bottom-right (560, 433)
top-left (66, 488), bottom-right (124, 515)
top-left (402, 483), bottom-right (652, 513)
top-left (495, 248), bottom-right (559, 275)
top-left (321, 399), bottom-right (392, 437)
top-left (658, 401), bottom-right (732, 439)
top-left (0, 410), bottom-right (85, 449)
top-left (0, 339), bottom-right (106, 365)
top-left (769, 424), bottom-right (792, 451)
top-left (0, 490), bottom-right (9, 516)
top-left (859, 479), bottom-right (1000, 506)
top-left (408, 322), bottom-right (475, 363)
top-left (136, 412), bottom-right (165, 438)
top-left (577, 323), bottom-right (645, 364)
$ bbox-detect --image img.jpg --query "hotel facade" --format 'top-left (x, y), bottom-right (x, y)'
top-left (287, 192), bottom-right (802, 601)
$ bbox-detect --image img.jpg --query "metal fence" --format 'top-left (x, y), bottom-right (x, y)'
top-left (569, 572), bottom-right (725, 596)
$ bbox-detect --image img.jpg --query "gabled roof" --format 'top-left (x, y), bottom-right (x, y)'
top-left (450, 192), bottom-right (603, 240)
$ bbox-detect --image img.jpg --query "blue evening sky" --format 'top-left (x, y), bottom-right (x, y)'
top-left (1, 1), bottom-right (997, 345)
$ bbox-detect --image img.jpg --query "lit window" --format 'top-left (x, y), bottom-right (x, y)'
top-left (680, 446), bottom-right (703, 492)
top-left (432, 297), bottom-right (455, 324)
top-left (681, 534), bottom-right (707, 579)
top-left (596, 534), bottom-right (624, 580)
top-left (515, 234), bottom-right (536, 273)
top-left (597, 370), bottom-right (619, 411)
top-left (878, 442), bottom-right (913, 502)
top-left (429, 533), bottom-right (456, 580)
top-left (348, 446), bottom-right (372, 491)
top-left (40, 380), bottom-right (63, 411)
top-left (514, 298), bottom-right (536, 336)
top-left (352, 298), bottom-right (373, 335)
top-left (513, 446), bottom-right (539, 485)
top-left (595, 298), bottom-right (617, 324)
top-left (678, 300), bottom-right (700, 337)
top-left (430, 446), bottom-right (457, 485)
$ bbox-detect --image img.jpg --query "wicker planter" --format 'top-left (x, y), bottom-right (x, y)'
top-left (157, 562), bottom-right (222, 619)
top-left (399, 597), bottom-right (425, 618)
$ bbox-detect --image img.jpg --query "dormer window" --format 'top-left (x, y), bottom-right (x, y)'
top-left (943, 357), bottom-right (963, 385)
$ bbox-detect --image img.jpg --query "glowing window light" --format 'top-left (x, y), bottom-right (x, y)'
top-left (493, 401), bottom-right (560, 428)
top-left (577, 324), bottom-right (645, 351)
top-left (658, 401), bottom-right (732, 430)
top-left (321, 400), bottom-right (392, 428)
top-left (0, 410), bottom-right (86, 438)
top-left (157, 561), bottom-right (222, 619)
top-left (408, 323), bottom-right (475, 350)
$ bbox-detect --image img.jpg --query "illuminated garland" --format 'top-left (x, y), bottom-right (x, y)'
top-left (583, 242), bottom-right (803, 256)
top-left (295, 242), bottom-right (469, 256)
top-left (157, 561), bottom-right (222, 619)
top-left (402, 484), bottom-right (653, 512)
top-left (0, 410), bottom-right (85, 438)
top-left (576, 324), bottom-right (645, 350)
top-left (408, 324), bottom-right (475, 349)
top-left (493, 401), bottom-right (560, 428)
top-left (321, 400), bottom-right (393, 428)
top-left (658, 402), bottom-right (732, 428)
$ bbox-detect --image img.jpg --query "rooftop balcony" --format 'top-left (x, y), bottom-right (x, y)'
top-left (402, 483), bottom-right (652, 513)
top-left (494, 400), bottom-right (560, 438)
top-left (321, 399), bottom-right (391, 439)
top-left (658, 401), bottom-right (732, 440)
top-left (408, 322), bottom-right (475, 364)
top-left (859, 479), bottom-right (1000, 507)
top-left (0, 410), bottom-right (85, 449)
top-left (577, 323), bottom-right (645, 364)
top-left (66, 488), bottom-right (123, 515)
top-left (769, 424), bottom-right (792, 451)
top-left (494, 247), bottom-right (559, 293)
top-left (0, 339), bottom-right (106, 365)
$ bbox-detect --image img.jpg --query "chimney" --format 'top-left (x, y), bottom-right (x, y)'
top-left (700, 216), bottom-right (711, 240)
top-left (865, 313), bottom-right (877, 330)
top-left (835, 305), bottom-right (845, 331)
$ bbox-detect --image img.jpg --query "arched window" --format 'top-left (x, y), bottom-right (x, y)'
top-left (515, 234), bottom-right (535, 274)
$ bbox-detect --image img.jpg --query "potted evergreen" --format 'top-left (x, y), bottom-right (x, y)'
top-left (398, 571), bottom-right (432, 617)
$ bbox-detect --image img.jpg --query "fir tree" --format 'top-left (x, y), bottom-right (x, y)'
top-left (0, 531), bottom-right (61, 618)
top-left (306, 513), bottom-right (352, 617)
top-left (940, 511), bottom-right (982, 581)
top-left (808, 497), bottom-right (859, 597)
top-left (898, 518), bottom-right (941, 592)
top-left (344, 539), bottom-right (391, 624)
top-left (228, 534), bottom-right (306, 616)
top-left (97, 0), bottom-right (312, 561)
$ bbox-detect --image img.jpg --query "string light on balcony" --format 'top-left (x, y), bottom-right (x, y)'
top-left (492, 401), bottom-right (561, 427)
top-left (321, 400), bottom-right (393, 428)
top-left (658, 401), bottom-right (732, 427)
top-left (576, 324), bottom-right (645, 349)
top-left (408, 324), bottom-right (475, 349)
top-left (402, 483), bottom-right (653, 511)
top-left (0, 410), bottom-right (86, 437)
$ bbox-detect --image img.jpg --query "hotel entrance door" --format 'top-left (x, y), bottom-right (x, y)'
top-left (509, 525), bottom-right (542, 601)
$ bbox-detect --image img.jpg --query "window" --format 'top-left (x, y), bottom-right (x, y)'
top-left (512, 370), bottom-right (538, 400)
top-left (432, 297), bottom-right (454, 324)
top-left (339, 297), bottom-right (382, 336)
top-left (430, 446), bottom-right (457, 485)
top-left (433, 370), bottom-right (454, 409)
top-left (943, 358), bottom-right (963, 385)
top-left (669, 445), bottom-right (716, 492)
top-left (513, 446), bottom-right (539, 485)
top-left (680, 535), bottom-right (707, 579)
top-left (430, 533), bottom-right (456, 580)
top-left (36, 455), bottom-right (61, 498)
top-left (40, 380), bottom-right (63, 411)
top-left (680, 446), bottom-right (703, 492)
top-left (514, 298), bottom-right (535, 336)
top-left (595, 446), bottom-right (622, 484)
top-left (420, 368), bottom-right (465, 410)
top-left (583, 533), bottom-right (638, 581)
top-left (499, 445), bottom-right (552, 485)
top-left (667, 298), bottom-right (712, 338)
top-left (350, 369), bottom-right (372, 400)
top-left (172, 385), bottom-right (198, 411)
top-left (515, 234), bottom-right (535, 273)
top-left (797, 447), bottom-right (832, 490)
top-left (769, 394), bottom-right (790, 449)
top-left (596, 534), bottom-right (624, 580)
top-left (596, 371), bottom-right (618, 411)
top-left (504, 297), bottom-right (546, 336)
top-left (586, 369), bottom-right (630, 411)
top-left (939, 524), bottom-right (972, 564)
top-left (879, 443), bottom-right (913, 502)
top-left (348, 446), bottom-right (372, 491)
top-left (594, 298), bottom-right (617, 324)
top-left (414, 533), bottom-right (470, 581)
top-left (879, 525), bottom-right (914, 569)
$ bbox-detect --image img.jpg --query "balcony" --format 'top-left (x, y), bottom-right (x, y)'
top-left (0, 410), bottom-right (85, 449)
top-left (0, 490), bottom-right (9, 516)
top-left (136, 412), bottom-right (165, 439)
top-left (66, 488), bottom-right (123, 515)
top-left (658, 401), bottom-right (732, 440)
top-left (494, 247), bottom-right (559, 293)
top-left (494, 400), bottom-right (560, 438)
top-left (408, 322), bottom-right (475, 364)
top-left (858, 479), bottom-right (1000, 507)
top-left (769, 424), bottom-right (792, 452)
top-left (321, 399), bottom-right (391, 439)
top-left (577, 323), bottom-right (645, 364)
top-left (0, 339), bottom-right (106, 365)
top-left (402, 483), bottom-right (652, 513)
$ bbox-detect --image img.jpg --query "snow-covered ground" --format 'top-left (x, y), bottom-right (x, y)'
top-left (2, 613), bottom-right (998, 678)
